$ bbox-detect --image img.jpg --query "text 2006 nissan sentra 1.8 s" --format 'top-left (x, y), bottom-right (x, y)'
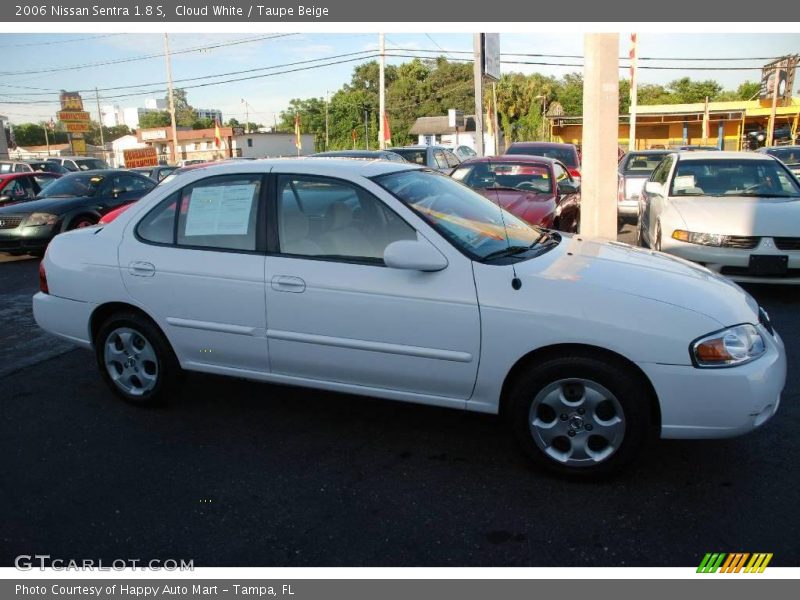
top-left (33, 159), bottom-right (786, 476)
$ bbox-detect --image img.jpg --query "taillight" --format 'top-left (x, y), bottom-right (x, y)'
top-left (568, 168), bottom-right (581, 179)
top-left (39, 260), bottom-right (49, 294)
top-left (618, 176), bottom-right (626, 202)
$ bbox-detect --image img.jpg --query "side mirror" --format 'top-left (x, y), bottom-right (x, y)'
top-left (0, 194), bottom-right (11, 204)
top-left (644, 181), bottom-right (664, 195)
top-left (111, 188), bottom-right (126, 198)
top-left (384, 239), bottom-right (448, 272)
top-left (558, 181), bottom-right (580, 195)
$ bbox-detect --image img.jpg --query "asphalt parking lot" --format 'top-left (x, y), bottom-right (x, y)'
top-left (1, 228), bottom-right (798, 567)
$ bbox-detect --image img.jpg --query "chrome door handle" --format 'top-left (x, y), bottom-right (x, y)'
top-left (128, 261), bottom-right (156, 277)
top-left (271, 275), bottom-right (306, 293)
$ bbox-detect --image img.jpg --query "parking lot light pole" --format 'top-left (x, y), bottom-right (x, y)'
top-left (379, 33), bottom-right (386, 150)
top-left (580, 33), bottom-right (619, 239)
top-left (163, 33), bottom-right (179, 166)
top-left (473, 33), bottom-right (484, 157)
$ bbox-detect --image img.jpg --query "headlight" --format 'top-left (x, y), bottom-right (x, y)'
top-left (691, 324), bottom-right (766, 368)
top-left (672, 230), bottom-right (726, 246)
top-left (23, 213), bottom-right (58, 227)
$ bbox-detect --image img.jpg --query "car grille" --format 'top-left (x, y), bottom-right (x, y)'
top-left (774, 237), bottom-right (800, 250)
top-left (722, 236), bottom-right (759, 249)
top-left (0, 216), bottom-right (23, 229)
top-left (721, 266), bottom-right (800, 278)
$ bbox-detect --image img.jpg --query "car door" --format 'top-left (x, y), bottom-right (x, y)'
top-left (263, 172), bottom-right (481, 400)
top-left (101, 173), bottom-right (156, 212)
top-left (553, 161), bottom-right (580, 231)
top-left (119, 173), bottom-right (269, 373)
top-left (640, 155), bottom-right (673, 244)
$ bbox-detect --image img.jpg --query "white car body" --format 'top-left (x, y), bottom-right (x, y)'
top-left (639, 151), bottom-right (800, 284)
top-left (34, 159), bottom-right (785, 451)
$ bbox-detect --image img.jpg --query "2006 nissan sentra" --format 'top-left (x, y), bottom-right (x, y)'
top-left (33, 159), bottom-right (786, 476)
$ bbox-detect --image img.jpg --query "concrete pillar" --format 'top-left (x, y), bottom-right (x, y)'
top-left (717, 120), bottom-right (724, 150)
top-left (580, 33), bottom-right (619, 239)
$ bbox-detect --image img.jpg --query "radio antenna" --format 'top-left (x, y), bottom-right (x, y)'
top-left (488, 184), bottom-right (522, 290)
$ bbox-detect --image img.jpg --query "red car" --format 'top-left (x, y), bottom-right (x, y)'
top-left (0, 172), bottom-right (61, 207)
top-left (505, 142), bottom-right (582, 180)
top-left (451, 155), bottom-right (581, 232)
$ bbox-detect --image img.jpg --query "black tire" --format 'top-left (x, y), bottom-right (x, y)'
top-left (94, 311), bottom-right (183, 406)
top-left (68, 215), bottom-right (97, 230)
top-left (508, 353), bottom-right (654, 478)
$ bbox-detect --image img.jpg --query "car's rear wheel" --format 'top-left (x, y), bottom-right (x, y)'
top-left (69, 215), bottom-right (96, 230)
top-left (95, 311), bottom-right (182, 406)
top-left (508, 354), bottom-right (653, 477)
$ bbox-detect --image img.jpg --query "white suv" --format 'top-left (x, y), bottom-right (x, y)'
top-left (34, 159), bottom-right (786, 476)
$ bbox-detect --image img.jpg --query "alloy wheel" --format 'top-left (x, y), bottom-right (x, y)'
top-left (103, 327), bottom-right (159, 396)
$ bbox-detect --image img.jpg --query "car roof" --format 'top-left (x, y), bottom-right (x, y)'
top-left (624, 149), bottom-right (671, 155)
top-left (59, 168), bottom-right (137, 177)
top-left (166, 157), bottom-right (419, 179)
top-left (0, 172), bottom-right (42, 181)
top-left (460, 154), bottom-right (556, 166)
top-left (676, 150), bottom-right (774, 161)
top-left (508, 142), bottom-right (575, 149)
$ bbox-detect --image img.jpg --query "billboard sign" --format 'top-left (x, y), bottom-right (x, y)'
top-left (482, 33), bottom-right (501, 81)
top-left (64, 121), bottom-right (91, 133)
top-left (448, 109), bottom-right (465, 129)
top-left (59, 91), bottom-right (84, 111)
top-left (123, 146), bottom-right (159, 168)
top-left (760, 56), bottom-right (798, 101)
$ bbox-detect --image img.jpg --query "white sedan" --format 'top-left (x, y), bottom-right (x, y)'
top-left (33, 159), bottom-right (785, 476)
top-left (637, 151), bottom-right (800, 284)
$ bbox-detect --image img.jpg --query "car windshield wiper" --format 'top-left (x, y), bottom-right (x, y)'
top-left (480, 245), bottom-right (533, 261)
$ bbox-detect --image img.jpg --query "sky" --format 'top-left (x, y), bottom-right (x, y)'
top-left (1, 32), bottom-right (798, 127)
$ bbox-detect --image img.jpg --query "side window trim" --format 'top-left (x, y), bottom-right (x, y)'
top-left (134, 173), bottom-right (268, 254)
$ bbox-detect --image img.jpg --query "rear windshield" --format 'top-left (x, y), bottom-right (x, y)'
top-left (765, 148), bottom-right (800, 165)
top-left (391, 149), bottom-right (427, 165)
top-left (452, 162), bottom-right (553, 194)
top-left (621, 152), bottom-right (669, 173)
top-left (506, 145), bottom-right (577, 167)
top-left (75, 159), bottom-right (109, 171)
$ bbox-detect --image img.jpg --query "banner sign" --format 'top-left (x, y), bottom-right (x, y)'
top-left (123, 146), bottom-right (159, 168)
top-left (64, 121), bottom-right (91, 133)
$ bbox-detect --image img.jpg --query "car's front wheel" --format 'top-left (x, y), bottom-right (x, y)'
top-left (508, 354), bottom-right (653, 477)
top-left (95, 311), bottom-right (182, 406)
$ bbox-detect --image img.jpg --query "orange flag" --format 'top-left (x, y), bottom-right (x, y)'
top-left (294, 114), bottom-right (302, 151)
top-left (214, 119), bottom-right (222, 149)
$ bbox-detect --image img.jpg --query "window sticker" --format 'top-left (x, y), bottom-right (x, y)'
top-left (184, 183), bottom-right (256, 236)
top-left (673, 175), bottom-right (696, 189)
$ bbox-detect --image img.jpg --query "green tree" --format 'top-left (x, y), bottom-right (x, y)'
top-left (138, 111), bottom-right (171, 129)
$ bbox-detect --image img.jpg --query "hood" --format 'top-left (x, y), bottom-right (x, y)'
top-left (0, 194), bottom-right (94, 216)
top-left (516, 235), bottom-right (758, 326)
top-left (478, 188), bottom-right (554, 210)
top-left (669, 196), bottom-right (800, 237)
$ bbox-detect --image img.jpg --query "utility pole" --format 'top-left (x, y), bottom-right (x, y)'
top-left (473, 33), bottom-right (484, 157)
top-left (325, 91), bottom-right (330, 150)
top-left (492, 82), bottom-right (499, 154)
top-left (379, 33), bottom-right (386, 150)
top-left (163, 33), bottom-right (179, 165)
top-left (581, 33), bottom-right (619, 239)
top-left (767, 63), bottom-right (781, 147)
top-left (43, 124), bottom-right (50, 157)
top-left (628, 33), bottom-right (638, 152)
top-left (364, 110), bottom-right (369, 150)
top-left (94, 87), bottom-right (106, 163)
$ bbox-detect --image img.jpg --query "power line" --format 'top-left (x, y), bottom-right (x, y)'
top-left (0, 33), bottom-right (123, 49)
top-left (0, 34), bottom-right (297, 77)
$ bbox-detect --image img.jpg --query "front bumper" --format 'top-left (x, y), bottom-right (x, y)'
top-left (0, 225), bottom-right (57, 253)
top-left (640, 326), bottom-right (786, 439)
top-left (661, 236), bottom-right (800, 284)
top-left (32, 292), bottom-right (95, 349)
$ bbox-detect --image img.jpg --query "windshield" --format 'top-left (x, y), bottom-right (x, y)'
top-left (75, 159), bottom-right (109, 171)
top-left (391, 149), bottom-right (427, 165)
top-left (375, 169), bottom-right (545, 260)
top-left (38, 173), bottom-right (105, 198)
top-left (670, 159), bottom-right (800, 197)
top-left (506, 145), bottom-right (577, 167)
top-left (622, 152), bottom-right (668, 173)
top-left (766, 148), bottom-right (800, 165)
top-left (452, 161), bottom-right (553, 194)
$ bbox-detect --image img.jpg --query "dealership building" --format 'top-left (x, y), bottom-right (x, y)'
top-left (549, 97), bottom-right (800, 151)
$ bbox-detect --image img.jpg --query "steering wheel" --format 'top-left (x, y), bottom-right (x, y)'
top-left (515, 181), bottom-right (542, 192)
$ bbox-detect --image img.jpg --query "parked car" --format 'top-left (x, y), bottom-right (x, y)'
top-left (617, 150), bottom-right (670, 228)
top-left (33, 159), bottom-right (785, 476)
top-left (46, 156), bottom-right (110, 172)
top-left (450, 145), bottom-right (478, 161)
top-left (26, 160), bottom-right (71, 175)
top-left (672, 145), bottom-right (719, 152)
top-left (0, 160), bottom-right (34, 174)
top-left (177, 159), bottom-right (207, 167)
top-left (129, 165), bottom-right (178, 182)
top-left (505, 142), bottom-right (582, 180)
top-left (310, 150), bottom-right (408, 163)
top-left (758, 146), bottom-right (800, 178)
top-left (0, 172), bottom-right (61, 207)
top-left (637, 151), bottom-right (800, 283)
top-left (0, 169), bottom-right (155, 256)
top-left (388, 145), bottom-right (461, 172)
top-left (451, 155), bottom-right (580, 231)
